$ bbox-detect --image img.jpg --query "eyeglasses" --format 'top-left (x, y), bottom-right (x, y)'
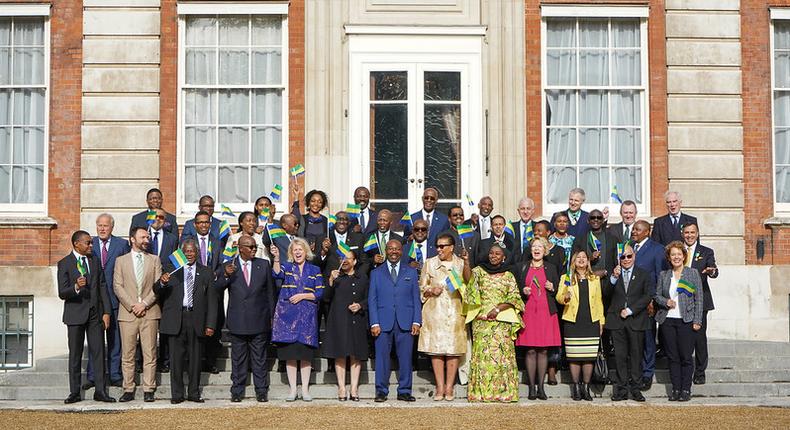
top-left (412, 227), bottom-right (428, 232)
top-left (242, 245), bottom-right (258, 250)
top-left (436, 244), bottom-right (453, 249)
top-left (155, 215), bottom-right (165, 219)
top-left (589, 216), bottom-right (604, 220)
top-left (450, 213), bottom-right (465, 218)
top-left (423, 196), bottom-right (437, 201)
top-left (619, 254), bottom-right (634, 260)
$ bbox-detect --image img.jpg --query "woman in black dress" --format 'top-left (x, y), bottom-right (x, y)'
top-left (323, 250), bottom-right (369, 401)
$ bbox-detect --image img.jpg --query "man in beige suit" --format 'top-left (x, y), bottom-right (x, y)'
top-left (114, 226), bottom-right (162, 402)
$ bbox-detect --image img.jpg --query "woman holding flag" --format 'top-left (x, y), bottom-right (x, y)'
top-left (290, 183), bottom-right (329, 249)
top-left (227, 212), bottom-right (269, 260)
top-left (418, 233), bottom-right (467, 401)
top-left (654, 241), bottom-right (704, 402)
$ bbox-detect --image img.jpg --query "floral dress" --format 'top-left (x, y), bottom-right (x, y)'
top-left (463, 266), bottom-right (524, 402)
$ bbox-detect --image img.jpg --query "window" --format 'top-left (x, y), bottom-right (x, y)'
top-left (178, 9), bottom-right (287, 213)
top-left (773, 18), bottom-right (790, 211)
top-left (0, 296), bottom-right (33, 369)
top-left (541, 10), bottom-right (648, 213)
top-left (0, 15), bottom-right (48, 213)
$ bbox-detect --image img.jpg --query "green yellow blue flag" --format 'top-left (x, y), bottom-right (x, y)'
top-left (445, 269), bottom-right (463, 293)
top-left (290, 164), bottom-right (305, 177)
top-left (270, 184), bottom-right (283, 201)
top-left (218, 219), bottom-right (231, 239)
top-left (146, 210), bottom-right (156, 225)
top-left (336, 240), bottom-right (352, 259)
top-left (168, 249), bottom-right (188, 270)
top-left (345, 203), bottom-right (361, 218)
top-left (222, 245), bottom-right (238, 263)
top-left (677, 279), bottom-right (697, 297)
top-left (76, 258), bottom-right (88, 276)
top-left (610, 185), bottom-right (623, 204)
top-left (267, 224), bottom-right (286, 239)
top-left (456, 224), bottom-right (474, 240)
top-left (221, 204), bottom-right (235, 218)
top-left (363, 234), bottom-right (378, 253)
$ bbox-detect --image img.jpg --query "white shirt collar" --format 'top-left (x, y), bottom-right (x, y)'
top-left (637, 237), bottom-right (649, 248)
top-left (422, 209), bottom-right (433, 220)
top-left (73, 250), bottom-right (87, 261)
top-left (197, 233), bottom-right (209, 240)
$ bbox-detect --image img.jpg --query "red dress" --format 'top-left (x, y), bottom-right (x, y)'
top-left (515, 266), bottom-right (561, 347)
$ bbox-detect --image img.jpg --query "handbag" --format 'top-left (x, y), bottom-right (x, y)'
top-left (592, 343), bottom-right (609, 383)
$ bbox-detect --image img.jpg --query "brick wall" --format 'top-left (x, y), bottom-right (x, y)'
top-left (289, 0), bottom-right (305, 204)
top-left (742, 0), bottom-right (790, 264)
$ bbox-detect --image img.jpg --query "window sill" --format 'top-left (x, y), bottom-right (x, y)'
top-left (0, 216), bottom-right (58, 229)
top-left (764, 217), bottom-right (790, 228)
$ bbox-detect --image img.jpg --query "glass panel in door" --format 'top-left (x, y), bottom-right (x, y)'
top-left (423, 71), bottom-right (462, 215)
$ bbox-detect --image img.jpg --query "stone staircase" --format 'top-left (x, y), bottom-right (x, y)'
top-left (2, 339), bottom-right (789, 401)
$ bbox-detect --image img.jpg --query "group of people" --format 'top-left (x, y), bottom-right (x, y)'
top-left (58, 184), bottom-right (717, 404)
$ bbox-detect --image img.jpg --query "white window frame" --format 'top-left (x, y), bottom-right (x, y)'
top-left (770, 11), bottom-right (790, 215)
top-left (176, 5), bottom-right (289, 217)
top-left (0, 6), bottom-right (50, 215)
top-left (0, 296), bottom-right (33, 370)
top-left (540, 6), bottom-right (650, 217)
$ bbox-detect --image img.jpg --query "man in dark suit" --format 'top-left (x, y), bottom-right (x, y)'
top-left (465, 196), bottom-right (494, 240)
top-left (349, 186), bottom-right (379, 237)
top-left (369, 239), bottom-right (421, 402)
top-left (604, 243), bottom-right (653, 402)
top-left (405, 187), bottom-right (450, 245)
top-left (682, 223), bottom-right (718, 385)
top-left (366, 209), bottom-right (404, 271)
top-left (476, 215), bottom-right (516, 266)
top-left (651, 190), bottom-right (697, 246)
top-left (129, 188), bottom-right (177, 236)
top-left (444, 206), bottom-right (478, 265)
top-left (318, 211), bottom-right (369, 277)
top-left (512, 197), bottom-right (537, 263)
top-left (148, 208), bottom-right (179, 266)
top-left (550, 187), bottom-right (590, 239)
top-left (272, 213), bottom-right (299, 258)
top-left (155, 239), bottom-right (218, 403)
top-left (607, 200), bottom-right (638, 243)
top-left (630, 219), bottom-right (666, 390)
top-left (402, 219), bottom-right (434, 269)
top-left (180, 194), bottom-right (223, 243)
top-left (215, 235), bottom-right (276, 402)
top-left (57, 230), bottom-right (115, 404)
top-left (192, 210), bottom-right (223, 374)
top-left (86, 214), bottom-right (130, 389)
top-left (572, 209), bottom-right (618, 278)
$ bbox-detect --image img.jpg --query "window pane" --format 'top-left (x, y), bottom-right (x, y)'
top-left (12, 127), bottom-right (44, 164)
top-left (775, 22), bottom-right (790, 49)
top-left (579, 128), bottom-right (608, 164)
top-left (613, 167), bottom-right (642, 203)
top-left (185, 166), bottom-right (215, 203)
top-left (579, 50), bottom-right (608, 86)
top-left (547, 19), bottom-right (576, 48)
top-left (252, 49), bottom-right (282, 85)
top-left (253, 89), bottom-right (282, 124)
top-left (579, 90), bottom-right (607, 125)
top-left (218, 16), bottom-right (248, 45)
top-left (580, 166), bottom-right (607, 202)
top-left (218, 127), bottom-right (249, 163)
top-left (251, 127), bottom-right (282, 163)
top-left (13, 47), bottom-right (44, 85)
top-left (547, 50), bottom-right (577, 86)
top-left (424, 72), bottom-right (460, 101)
top-left (778, 166), bottom-right (790, 203)
top-left (252, 16), bottom-right (281, 45)
top-left (0, 127), bottom-right (9, 163)
top-left (0, 90), bottom-right (9, 123)
top-left (774, 91), bottom-right (790, 127)
top-left (546, 90), bottom-right (576, 125)
top-left (612, 90), bottom-right (640, 126)
top-left (0, 166), bottom-right (9, 203)
top-left (547, 128), bottom-right (576, 164)
top-left (219, 49), bottom-right (249, 85)
top-left (13, 18), bottom-right (43, 45)
top-left (11, 165), bottom-right (43, 203)
top-left (370, 104), bottom-right (408, 200)
top-left (371, 72), bottom-right (407, 101)
top-left (613, 128), bottom-right (640, 164)
top-left (0, 18), bottom-right (10, 45)
top-left (14, 89), bottom-right (45, 125)
top-left (184, 126), bottom-right (216, 164)
top-left (612, 50), bottom-right (640, 86)
top-left (547, 167), bottom-right (577, 204)
top-left (186, 17), bottom-right (216, 45)
top-left (218, 166), bottom-right (248, 203)
top-left (184, 89), bottom-right (216, 124)
top-left (6, 301), bottom-right (29, 331)
top-left (424, 104), bottom-right (461, 200)
top-left (5, 334), bottom-right (30, 366)
top-left (185, 48), bottom-right (217, 85)
top-left (579, 19), bottom-right (607, 47)
top-left (251, 165), bottom-right (281, 199)
top-left (777, 128), bottom-right (790, 165)
top-left (218, 90), bottom-right (249, 124)
top-left (776, 51), bottom-right (790, 88)
top-left (612, 19), bottom-right (640, 48)
top-left (0, 48), bottom-right (10, 85)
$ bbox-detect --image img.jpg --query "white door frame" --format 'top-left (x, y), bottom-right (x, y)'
top-left (348, 34), bottom-right (483, 214)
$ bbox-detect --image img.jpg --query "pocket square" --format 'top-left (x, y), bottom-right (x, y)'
top-left (404, 277), bottom-right (412, 281)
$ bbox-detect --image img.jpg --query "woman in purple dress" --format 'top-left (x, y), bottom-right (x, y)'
top-left (514, 237), bottom-right (561, 400)
top-left (270, 237), bottom-right (325, 402)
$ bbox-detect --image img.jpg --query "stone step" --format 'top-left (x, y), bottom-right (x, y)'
top-left (3, 381), bottom-right (790, 401)
top-left (707, 340), bottom-right (790, 357)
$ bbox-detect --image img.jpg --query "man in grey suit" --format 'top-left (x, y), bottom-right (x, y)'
top-left (607, 200), bottom-right (638, 243)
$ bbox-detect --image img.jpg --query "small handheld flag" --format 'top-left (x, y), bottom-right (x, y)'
top-left (617, 242), bottom-right (625, 259)
top-left (588, 232), bottom-right (601, 252)
top-left (221, 204), bottom-right (235, 218)
top-left (270, 184), bottom-right (283, 201)
top-left (76, 258), bottom-right (88, 276)
top-left (345, 204), bottom-right (361, 219)
top-left (445, 269), bottom-right (463, 293)
top-left (290, 164), bottom-right (305, 177)
top-left (400, 212), bottom-right (412, 228)
top-left (146, 210), bottom-right (156, 226)
top-left (531, 275), bottom-right (541, 290)
top-left (456, 224), bottom-right (474, 240)
top-left (267, 224), bottom-right (286, 239)
top-left (610, 185), bottom-right (623, 204)
top-left (563, 270), bottom-right (572, 288)
top-left (328, 214), bottom-right (337, 229)
top-left (677, 279), bottom-right (697, 297)
top-left (336, 241), bottom-right (352, 259)
top-left (363, 234), bottom-right (379, 253)
top-left (465, 193), bottom-right (475, 207)
top-left (408, 241), bottom-right (417, 260)
top-left (504, 220), bottom-right (515, 237)
top-left (218, 220), bottom-right (231, 239)
top-left (222, 245), bottom-right (238, 263)
top-left (258, 207), bottom-right (270, 225)
top-left (168, 249), bottom-right (188, 271)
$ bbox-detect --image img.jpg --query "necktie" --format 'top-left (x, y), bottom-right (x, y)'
top-left (672, 215), bottom-right (678, 227)
top-left (134, 253), bottom-right (144, 298)
top-left (200, 237), bottom-right (207, 266)
top-left (81, 256), bottom-right (90, 276)
top-left (522, 223), bottom-right (531, 252)
top-left (380, 232), bottom-right (387, 250)
top-left (416, 243), bottom-right (423, 264)
top-left (242, 261), bottom-right (250, 287)
top-left (425, 213), bottom-right (431, 231)
top-left (151, 231), bottom-right (159, 256)
top-left (101, 241), bottom-right (109, 269)
top-left (685, 247), bottom-right (692, 267)
top-left (633, 243), bottom-right (640, 253)
top-left (624, 225), bottom-right (631, 241)
top-left (185, 266), bottom-right (194, 308)
top-left (390, 263), bottom-right (398, 283)
top-left (360, 212), bottom-right (366, 231)
top-left (623, 269), bottom-right (631, 292)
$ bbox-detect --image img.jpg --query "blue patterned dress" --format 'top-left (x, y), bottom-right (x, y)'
top-left (272, 261), bottom-right (325, 360)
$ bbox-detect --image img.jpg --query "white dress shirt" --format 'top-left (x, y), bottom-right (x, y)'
top-left (667, 275), bottom-right (681, 319)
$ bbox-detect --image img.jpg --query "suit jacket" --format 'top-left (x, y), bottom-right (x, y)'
top-left (444, 227), bottom-right (479, 266)
top-left (511, 219), bottom-right (536, 263)
top-left (689, 243), bottom-right (718, 311)
top-left (633, 238), bottom-right (666, 292)
top-left (57, 253), bottom-right (111, 325)
top-left (400, 239), bottom-right (435, 267)
top-left (150, 228), bottom-right (179, 267)
top-left (348, 208), bottom-right (379, 237)
top-left (475, 235), bottom-right (516, 267)
top-left (368, 261), bottom-right (421, 332)
top-left (155, 262), bottom-right (217, 337)
top-left (130, 210), bottom-right (177, 237)
top-left (92, 235), bottom-right (131, 310)
top-left (607, 221), bottom-right (634, 244)
top-left (512, 261), bottom-right (560, 315)
top-left (651, 212), bottom-right (697, 246)
top-left (320, 229), bottom-right (370, 278)
top-left (113, 251), bottom-right (162, 321)
top-left (551, 209), bottom-right (590, 239)
top-left (654, 267), bottom-right (704, 325)
top-left (571, 229), bottom-right (619, 276)
top-left (365, 231), bottom-right (404, 270)
top-left (602, 266), bottom-right (653, 330)
top-left (215, 257), bottom-right (276, 335)
top-left (193, 234), bottom-right (222, 272)
top-left (407, 210), bottom-right (451, 246)
top-left (181, 216), bottom-right (223, 244)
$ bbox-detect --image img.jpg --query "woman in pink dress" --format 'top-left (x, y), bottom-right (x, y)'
top-left (514, 237), bottom-right (562, 400)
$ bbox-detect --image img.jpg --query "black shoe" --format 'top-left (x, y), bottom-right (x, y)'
top-left (110, 379), bottom-right (123, 387)
top-left (679, 390), bottom-right (691, 402)
top-left (203, 365), bottom-right (219, 374)
top-left (374, 394), bottom-right (387, 402)
top-left (188, 396), bottom-right (205, 403)
top-left (640, 376), bottom-right (653, 391)
top-left (231, 394), bottom-right (242, 403)
top-left (350, 395), bottom-right (360, 402)
top-left (668, 390), bottom-right (680, 401)
top-left (158, 365), bottom-right (170, 374)
top-left (631, 390), bottom-right (646, 402)
top-left (81, 381), bottom-right (95, 391)
top-left (571, 383), bottom-right (581, 401)
top-left (118, 392), bottom-right (135, 402)
top-left (143, 392), bottom-right (155, 402)
top-left (171, 397), bottom-right (185, 404)
top-left (256, 394), bottom-right (268, 403)
top-left (611, 391), bottom-right (628, 401)
top-left (580, 383), bottom-right (592, 401)
top-left (536, 385), bottom-right (548, 400)
top-left (527, 384), bottom-right (537, 400)
top-left (93, 393), bottom-right (116, 403)
top-left (693, 375), bottom-right (706, 385)
top-left (64, 393), bottom-right (81, 404)
top-left (397, 393), bottom-right (416, 402)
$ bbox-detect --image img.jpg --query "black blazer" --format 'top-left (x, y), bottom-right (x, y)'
top-left (129, 210), bottom-right (177, 237)
top-left (651, 212), bottom-right (697, 246)
top-left (57, 253), bottom-right (111, 325)
top-left (511, 220), bottom-right (535, 263)
top-left (155, 262), bottom-right (218, 337)
top-left (607, 221), bottom-right (633, 243)
top-left (150, 229), bottom-right (179, 267)
top-left (320, 230), bottom-right (370, 278)
top-left (475, 235), bottom-right (516, 267)
top-left (365, 231), bottom-right (404, 270)
top-left (348, 208), bottom-right (379, 237)
top-left (572, 229), bottom-right (619, 276)
top-left (512, 261), bottom-right (560, 315)
top-left (689, 243), bottom-right (718, 311)
top-left (602, 266), bottom-right (653, 331)
top-left (215, 257), bottom-right (276, 335)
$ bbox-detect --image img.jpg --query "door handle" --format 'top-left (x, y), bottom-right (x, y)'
top-left (409, 178), bottom-right (416, 183)
top-left (417, 179), bottom-right (424, 184)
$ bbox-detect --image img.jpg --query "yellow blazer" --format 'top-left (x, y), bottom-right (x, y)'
top-left (555, 273), bottom-right (605, 325)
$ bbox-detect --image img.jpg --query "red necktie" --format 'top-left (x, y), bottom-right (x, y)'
top-left (101, 241), bottom-right (109, 269)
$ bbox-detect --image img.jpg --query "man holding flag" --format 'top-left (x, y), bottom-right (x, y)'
top-left (443, 206), bottom-right (478, 266)
top-left (571, 209), bottom-right (618, 278)
top-left (365, 210), bottom-right (403, 272)
top-left (401, 219), bottom-right (434, 270)
top-left (318, 211), bottom-right (369, 279)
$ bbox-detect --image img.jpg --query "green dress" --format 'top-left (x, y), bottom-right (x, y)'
top-left (463, 267), bottom-right (525, 402)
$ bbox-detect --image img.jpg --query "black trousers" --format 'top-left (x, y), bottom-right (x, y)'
top-left (204, 299), bottom-right (225, 368)
top-left (168, 310), bottom-right (204, 400)
top-left (67, 308), bottom-right (108, 396)
top-left (609, 326), bottom-right (644, 393)
top-left (229, 332), bottom-right (270, 397)
top-left (694, 311), bottom-right (709, 378)
top-left (661, 318), bottom-right (695, 392)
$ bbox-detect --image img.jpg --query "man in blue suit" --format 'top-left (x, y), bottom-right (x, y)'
top-left (180, 195), bottom-right (224, 244)
top-left (512, 197), bottom-right (537, 263)
top-left (369, 239), bottom-right (421, 402)
top-left (405, 187), bottom-right (450, 245)
top-left (631, 220), bottom-right (666, 391)
top-left (215, 235), bottom-right (276, 402)
top-left (401, 219), bottom-right (434, 269)
top-left (85, 214), bottom-right (130, 388)
top-left (550, 187), bottom-right (590, 239)
top-left (349, 186), bottom-right (379, 237)
top-left (651, 190), bottom-right (697, 246)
